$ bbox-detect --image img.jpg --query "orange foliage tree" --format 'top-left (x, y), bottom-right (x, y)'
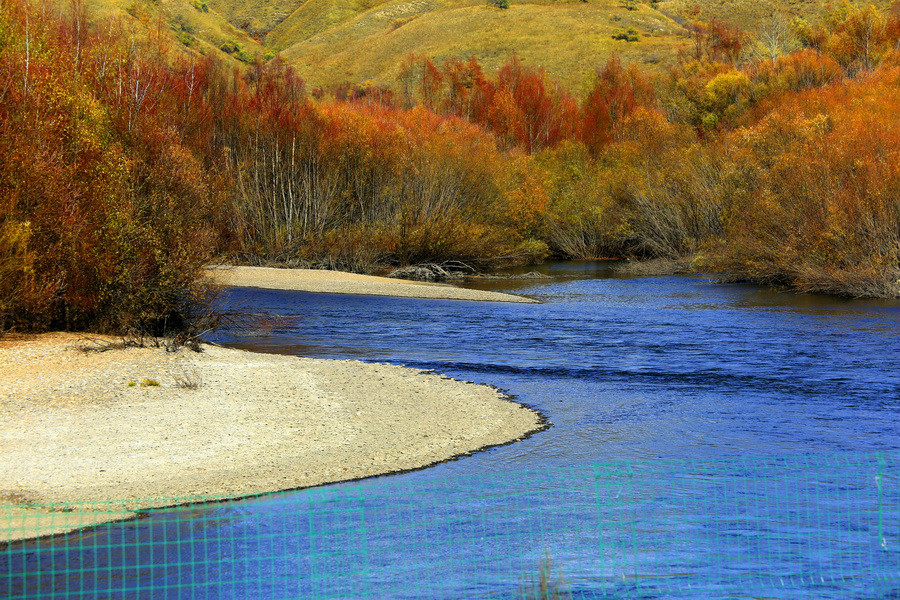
top-left (0, 0), bottom-right (227, 332)
top-left (710, 63), bottom-right (900, 296)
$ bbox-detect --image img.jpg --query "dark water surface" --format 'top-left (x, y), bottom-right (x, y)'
top-left (4, 263), bottom-right (900, 599)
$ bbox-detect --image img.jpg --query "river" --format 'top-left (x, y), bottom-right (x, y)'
top-left (4, 262), bottom-right (900, 598)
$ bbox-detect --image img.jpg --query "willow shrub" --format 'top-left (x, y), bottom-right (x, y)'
top-left (708, 64), bottom-right (900, 297)
top-left (0, 0), bottom-right (225, 333)
top-left (224, 96), bottom-right (544, 269)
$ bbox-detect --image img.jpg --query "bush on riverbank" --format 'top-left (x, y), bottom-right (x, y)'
top-left (389, 4), bottom-right (900, 296)
top-left (707, 68), bottom-right (900, 297)
top-left (220, 80), bottom-right (545, 269)
top-left (0, 0), bottom-right (227, 333)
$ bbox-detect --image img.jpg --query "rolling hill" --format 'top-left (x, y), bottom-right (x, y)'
top-left (79, 0), bottom-right (895, 89)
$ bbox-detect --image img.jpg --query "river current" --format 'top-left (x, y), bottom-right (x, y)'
top-left (4, 262), bottom-right (900, 599)
top-left (220, 262), bottom-right (900, 463)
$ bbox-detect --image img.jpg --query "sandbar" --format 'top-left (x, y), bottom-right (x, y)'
top-left (207, 265), bottom-right (539, 303)
top-left (0, 334), bottom-right (545, 543)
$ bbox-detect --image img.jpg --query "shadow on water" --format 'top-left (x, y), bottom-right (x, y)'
top-left (4, 262), bottom-right (900, 598)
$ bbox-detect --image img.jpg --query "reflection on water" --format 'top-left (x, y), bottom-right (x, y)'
top-left (4, 263), bottom-right (900, 598)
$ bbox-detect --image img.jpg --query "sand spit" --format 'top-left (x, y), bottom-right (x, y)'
top-left (0, 334), bottom-right (545, 543)
top-left (207, 265), bottom-right (539, 303)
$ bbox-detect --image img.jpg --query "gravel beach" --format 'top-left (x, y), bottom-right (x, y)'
top-left (0, 334), bottom-right (545, 543)
top-left (207, 265), bottom-right (539, 303)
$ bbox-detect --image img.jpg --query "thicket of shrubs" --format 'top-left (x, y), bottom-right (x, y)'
top-left (1, 0), bottom-right (898, 334)
top-left (0, 0), bottom-right (543, 333)
top-left (382, 3), bottom-right (900, 297)
top-left (0, 0), bottom-right (229, 333)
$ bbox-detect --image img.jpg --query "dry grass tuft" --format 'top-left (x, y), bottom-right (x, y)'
top-left (173, 362), bottom-right (204, 389)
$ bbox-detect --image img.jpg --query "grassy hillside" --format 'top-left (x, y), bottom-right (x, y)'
top-left (659, 0), bottom-right (892, 28)
top-left (263, 0), bottom-right (392, 46)
top-left (75, 0), bottom-right (898, 90)
top-left (269, 0), bottom-right (896, 88)
top-left (271, 0), bottom-right (683, 88)
top-left (205, 0), bottom-right (300, 37)
top-left (69, 0), bottom-right (264, 62)
top-left (273, 0), bottom-right (682, 91)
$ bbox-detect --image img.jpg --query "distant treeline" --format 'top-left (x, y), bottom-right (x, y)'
top-left (1, 0), bottom-right (899, 334)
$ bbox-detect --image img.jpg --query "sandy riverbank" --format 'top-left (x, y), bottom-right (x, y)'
top-left (0, 334), bottom-right (545, 543)
top-left (207, 265), bottom-right (539, 303)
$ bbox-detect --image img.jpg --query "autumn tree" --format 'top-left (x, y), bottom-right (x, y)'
top-left (579, 55), bottom-right (655, 154)
top-left (754, 11), bottom-right (798, 65)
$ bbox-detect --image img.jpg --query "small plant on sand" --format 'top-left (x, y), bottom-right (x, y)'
top-left (127, 381), bottom-right (136, 387)
top-left (140, 379), bottom-right (160, 387)
top-left (173, 365), bottom-right (203, 390)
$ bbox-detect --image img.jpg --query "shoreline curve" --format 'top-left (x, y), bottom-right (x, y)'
top-left (0, 334), bottom-right (547, 544)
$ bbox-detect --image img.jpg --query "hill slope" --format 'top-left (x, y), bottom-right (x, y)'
top-left (275, 0), bottom-right (683, 90)
top-left (266, 0), bottom-right (894, 87)
top-left (79, 0), bottom-right (896, 88)
top-left (74, 0), bottom-right (264, 62)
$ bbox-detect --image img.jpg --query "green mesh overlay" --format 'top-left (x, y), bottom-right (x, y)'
top-left (2, 453), bottom-right (898, 599)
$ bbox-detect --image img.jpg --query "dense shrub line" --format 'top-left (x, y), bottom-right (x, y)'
top-left (0, 0), bottom-right (542, 332)
top-left (381, 2), bottom-right (900, 296)
top-left (1, 0), bottom-right (898, 333)
top-left (0, 0), bottom-right (229, 333)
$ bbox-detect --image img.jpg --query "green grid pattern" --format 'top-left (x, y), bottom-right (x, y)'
top-left (2, 454), bottom-right (898, 599)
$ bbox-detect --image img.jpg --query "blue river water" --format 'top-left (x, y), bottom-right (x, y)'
top-left (3, 262), bottom-right (900, 599)
top-left (219, 263), bottom-right (900, 463)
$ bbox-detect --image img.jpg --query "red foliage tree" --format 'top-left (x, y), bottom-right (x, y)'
top-left (579, 55), bottom-right (656, 154)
